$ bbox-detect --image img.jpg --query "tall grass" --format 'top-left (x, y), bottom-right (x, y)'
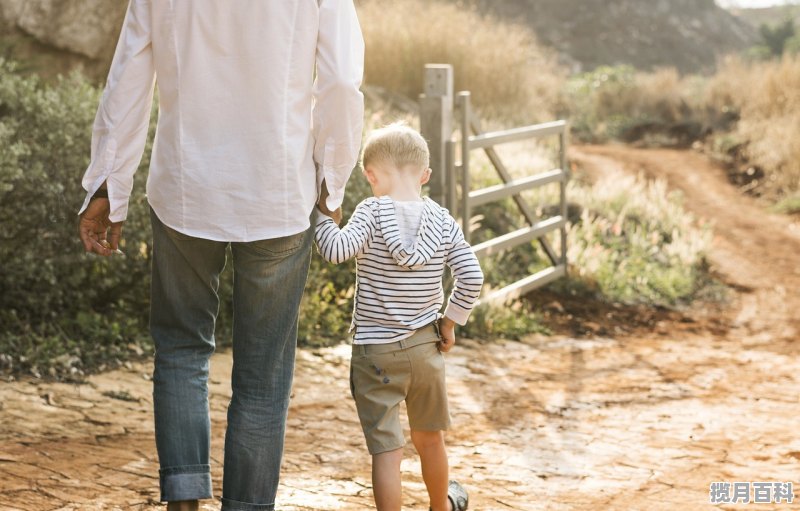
top-left (356, 0), bottom-right (565, 123)
top-left (708, 54), bottom-right (800, 198)
top-left (565, 65), bottom-right (705, 142)
top-left (566, 172), bottom-right (713, 305)
top-left (468, 147), bottom-right (714, 308)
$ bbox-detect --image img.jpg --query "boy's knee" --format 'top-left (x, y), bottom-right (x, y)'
top-left (410, 429), bottom-right (444, 449)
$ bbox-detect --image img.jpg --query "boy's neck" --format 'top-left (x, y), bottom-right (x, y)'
top-left (376, 178), bottom-right (423, 202)
top-left (387, 190), bottom-right (423, 202)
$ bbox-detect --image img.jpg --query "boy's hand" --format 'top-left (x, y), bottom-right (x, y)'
top-left (438, 316), bottom-right (456, 352)
top-left (318, 179), bottom-right (342, 225)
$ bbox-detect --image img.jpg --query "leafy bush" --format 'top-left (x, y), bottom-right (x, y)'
top-left (0, 58), bottom-right (156, 378)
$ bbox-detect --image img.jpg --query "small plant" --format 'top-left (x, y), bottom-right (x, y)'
top-left (461, 302), bottom-right (550, 341)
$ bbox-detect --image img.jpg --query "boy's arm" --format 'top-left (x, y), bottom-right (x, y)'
top-left (438, 220), bottom-right (483, 352)
top-left (315, 202), bottom-right (376, 264)
top-left (443, 219), bottom-right (485, 325)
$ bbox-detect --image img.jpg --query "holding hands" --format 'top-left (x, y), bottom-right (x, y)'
top-left (317, 180), bottom-right (342, 225)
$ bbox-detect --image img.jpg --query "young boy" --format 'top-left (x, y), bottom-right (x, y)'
top-left (314, 123), bottom-right (483, 511)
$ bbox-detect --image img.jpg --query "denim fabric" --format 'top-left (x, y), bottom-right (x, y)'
top-left (149, 207), bottom-right (313, 510)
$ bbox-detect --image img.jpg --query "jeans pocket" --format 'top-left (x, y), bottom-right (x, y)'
top-left (245, 231), bottom-right (306, 258)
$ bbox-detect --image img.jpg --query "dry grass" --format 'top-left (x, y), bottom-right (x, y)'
top-left (356, 0), bottom-right (565, 123)
top-left (708, 54), bottom-right (800, 197)
top-left (565, 65), bottom-right (705, 141)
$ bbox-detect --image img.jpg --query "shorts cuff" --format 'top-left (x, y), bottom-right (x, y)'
top-left (368, 439), bottom-right (406, 456)
top-left (221, 497), bottom-right (275, 511)
top-left (160, 464), bottom-right (212, 502)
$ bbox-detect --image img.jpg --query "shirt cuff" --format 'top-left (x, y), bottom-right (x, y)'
top-left (314, 207), bottom-right (334, 226)
top-left (77, 177), bottom-right (129, 223)
top-left (443, 301), bottom-right (472, 326)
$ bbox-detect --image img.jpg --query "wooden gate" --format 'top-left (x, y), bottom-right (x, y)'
top-left (420, 64), bottom-right (569, 305)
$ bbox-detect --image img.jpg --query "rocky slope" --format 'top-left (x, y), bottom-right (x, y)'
top-left (0, 0), bottom-right (759, 80)
top-left (0, 0), bottom-right (126, 80)
top-left (472, 0), bottom-right (758, 73)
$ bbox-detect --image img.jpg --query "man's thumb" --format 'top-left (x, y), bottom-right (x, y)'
top-left (108, 222), bottom-right (124, 250)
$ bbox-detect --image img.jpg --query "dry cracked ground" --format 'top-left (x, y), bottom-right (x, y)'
top-left (1, 145), bottom-right (799, 510)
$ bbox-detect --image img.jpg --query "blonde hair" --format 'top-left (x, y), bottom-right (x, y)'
top-left (362, 122), bottom-right (430, 171)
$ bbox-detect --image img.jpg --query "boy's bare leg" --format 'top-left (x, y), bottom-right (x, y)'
top-left (411, 430), bottom-right (451, 511)
top-left (372, 447), bottom-right (404, 511)
top-left (166, 500), bottom-right (198, 511)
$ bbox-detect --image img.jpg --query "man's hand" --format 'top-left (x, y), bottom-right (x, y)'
top-left (438, 316), bottom-right (456, 353)
top-left (79, 196), bottom-right (125, 257)
top-left (318, 179), bottom-right (343, 225)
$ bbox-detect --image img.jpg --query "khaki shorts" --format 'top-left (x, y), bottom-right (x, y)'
top-left (350, 323), bottom-right (451, 455)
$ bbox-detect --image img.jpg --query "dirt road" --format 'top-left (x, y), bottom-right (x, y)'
top-left (1, 145), bottom-right (799, 510)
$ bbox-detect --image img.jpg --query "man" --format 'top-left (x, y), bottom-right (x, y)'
top-left (77, 1), bottom-right (364, 510)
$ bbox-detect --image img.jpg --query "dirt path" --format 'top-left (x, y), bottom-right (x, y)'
top-left (2, 145), bottom-right (799, 510)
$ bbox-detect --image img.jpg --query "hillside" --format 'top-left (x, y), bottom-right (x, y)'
top-left (471, 0), bottom-right (758, 73)
top-left (730, 4), bottom-right (800, 28)
top-left (0, 0), bottom-right (761, 81)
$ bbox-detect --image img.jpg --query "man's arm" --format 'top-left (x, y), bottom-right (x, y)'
top-left (312, 0), bottom-right (365, 212)
top-left (78, 0), bottom-right (155, 255)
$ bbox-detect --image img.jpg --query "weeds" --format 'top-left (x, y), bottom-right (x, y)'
top-left (357, 0), bottom-right (564, 123)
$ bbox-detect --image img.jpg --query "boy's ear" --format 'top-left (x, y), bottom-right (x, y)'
top-left (420, 167), bottom-right (432, 186)
top-left (363, 167), bottom-right (378, 186)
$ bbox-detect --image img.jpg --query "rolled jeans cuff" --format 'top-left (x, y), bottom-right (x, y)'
top-left (221, 497), bottom-right (275, 511)
top-left (160, 464), bottom-right (212, 502)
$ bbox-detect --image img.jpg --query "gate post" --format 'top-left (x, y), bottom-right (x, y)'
top-left (419, 64), bottom-right (454, 208)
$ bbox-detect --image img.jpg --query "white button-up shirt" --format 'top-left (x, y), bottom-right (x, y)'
top-left (78, 0), bottom-right (364, 241)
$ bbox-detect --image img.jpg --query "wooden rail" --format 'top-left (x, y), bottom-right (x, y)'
top-left (420, 64), bottom-right (569, 306)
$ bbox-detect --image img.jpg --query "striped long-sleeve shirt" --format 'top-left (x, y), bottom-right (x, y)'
top-left (315, 196), bottom-right (484, 345)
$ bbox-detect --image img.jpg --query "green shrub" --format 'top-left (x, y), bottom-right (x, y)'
top-left (564, 172), bottom-right (713, 306)
top-left (0, 58), bottom-right (156, 378)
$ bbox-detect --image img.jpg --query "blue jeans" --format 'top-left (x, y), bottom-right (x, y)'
top-left (149, 207), bottom-right (313, 510)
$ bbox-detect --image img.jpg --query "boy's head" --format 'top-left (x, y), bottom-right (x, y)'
top-left (361, 122), bottom-right (432, 198)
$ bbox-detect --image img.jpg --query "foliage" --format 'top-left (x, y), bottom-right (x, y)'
top-left (0, 57), bottom-right (155, 378)
top-left (466, 148), bottom-right (713, 308)
top-left (565, 65), bottom-right (702, 143)
top-left (461, 302), bottom-right (550, 341)
top-left (758, 19), bottom-right (796, 56)
top-left (564, 174), bottom-right (712, 306)
top-left (771, 194), bottom-right (800, 215)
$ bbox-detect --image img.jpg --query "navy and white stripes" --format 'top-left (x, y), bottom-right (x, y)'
top-left (315, 196), bottom-right (484, 345)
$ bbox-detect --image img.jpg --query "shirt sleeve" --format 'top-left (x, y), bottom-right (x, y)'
top-left (312, 0), bottom-right (365, 212)
top-left (443, 219), bottom-right (484, 325)
top-left (77, 0), bottom-right (156, 222)
top-left (314, 201), bottom-right (376, 264)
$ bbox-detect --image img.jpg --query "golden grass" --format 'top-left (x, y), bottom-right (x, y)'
top-left (356, 0), bottom-right (565, 123)
top-left (709, 55), bottom-right (800, 196)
